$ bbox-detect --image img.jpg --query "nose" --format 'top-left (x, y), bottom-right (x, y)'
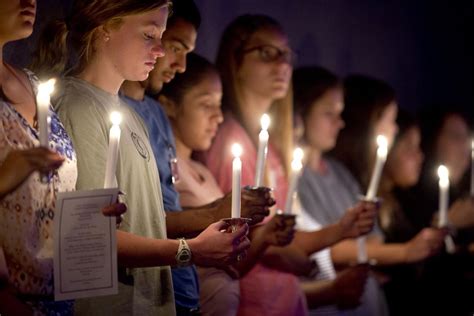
top-left (215, 108), bottom-right (224, 124)
top-left (151, 39), bottom-right (165, 58)
top-left (174, 53), bottom-right (186, 74)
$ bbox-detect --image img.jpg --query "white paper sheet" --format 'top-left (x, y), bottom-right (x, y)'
top-left (54, 188), bottom-right (119, 301)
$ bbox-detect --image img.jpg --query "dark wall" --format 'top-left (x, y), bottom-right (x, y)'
top-left (5, 0), bottom-right (472, 113)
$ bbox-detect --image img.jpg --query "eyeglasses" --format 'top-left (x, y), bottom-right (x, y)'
top-left (241, 45), bottom-right (296, 65)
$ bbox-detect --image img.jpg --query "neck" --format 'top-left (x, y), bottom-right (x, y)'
top-left (306, 146), bottom-right (323, 172)
top-left (121, 80), bottom-right (146, 101)
top-left (175, 137), bottom-right (192, 161)
top-left (239, 91), bottom-right (273, 142)
top-left (77, 56), bottom-right (124, 95)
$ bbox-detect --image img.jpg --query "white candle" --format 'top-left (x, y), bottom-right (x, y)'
top-left (471, 140), bottom-right (474, 196)
top-left (36, 79), bottom-right (56, 147)
top-left (231, 143), bottom-right (243, 218)
top-left (255, 114), bottom-right (270, 187)
top-left (437, 165), bottom-right (455, 253)
top-left (358, 135), bottom-right (388, 263)
top-left (284, 148), bottom-right (304, 214)
top-left (366, 135), bottom-right (388, 200)
top-left (437, 165), bottom-right (449, 227)
top-left (104, 111), bottom-right (122, 189)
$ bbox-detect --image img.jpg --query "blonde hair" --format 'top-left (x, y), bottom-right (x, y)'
top-left (31, 0), bottom-right (171, 79)
top-left (216, 14), bottom-right (294, 177)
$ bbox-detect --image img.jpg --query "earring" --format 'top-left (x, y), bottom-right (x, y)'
top-left (104, 35), bottom-right (110, 42)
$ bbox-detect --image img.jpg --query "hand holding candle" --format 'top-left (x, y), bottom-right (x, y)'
top-left (104, 111), bottom-right (122, 189)
top-left (358, 135), bottom-right (389, 263)
top-left (284, 148), bottom-right (304, 214)
top-left (255, 114), bottom-right (270, 187)
top-left (36, 79), bottom-right (56, 148)
top-left (231, 143), bottom-right (243, 218)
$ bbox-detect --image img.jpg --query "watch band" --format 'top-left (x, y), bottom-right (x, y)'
top-left (175, 238), bottom-right (192, 267)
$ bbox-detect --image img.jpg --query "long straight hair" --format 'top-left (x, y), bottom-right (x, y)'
top-left (31, 0), bottom-right (171, 79)
top-left (216, 14), bottom-right (294, 176)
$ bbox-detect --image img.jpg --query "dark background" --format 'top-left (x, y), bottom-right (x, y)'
top-left (5, 0), bottom-right (473, 114)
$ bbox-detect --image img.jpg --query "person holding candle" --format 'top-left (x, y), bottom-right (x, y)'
top-left (119, 3), bottom-right (273, 314)
top-left (203, 15), bottom-right (378, 316)
top-left (0, 1), bottom-right (126, 314)
top-left (32, 1), bottom-right (252, 315)
top-left (293, 68), bottom-right (447, 316)
top-left (158, 52), bottom-right (297, 316)
top-left (397, 105), bottom-right (474, 315)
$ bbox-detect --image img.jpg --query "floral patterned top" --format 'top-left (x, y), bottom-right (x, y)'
top-left (0, 70), bottom-right (77, 314)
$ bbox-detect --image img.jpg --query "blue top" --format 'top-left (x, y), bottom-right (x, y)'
top-left (122, 94), bottom-right (200, 309)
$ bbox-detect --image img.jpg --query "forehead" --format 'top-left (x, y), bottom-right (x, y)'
top-left (246, 27), bottom-right (289, 47)
top-left (124, 6), bottom-right (169, 28)
top-left (163, 18), bottom-right (197, 48)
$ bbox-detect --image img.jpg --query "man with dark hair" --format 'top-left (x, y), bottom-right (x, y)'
top-left (121, 1), bottom-right (271, 315)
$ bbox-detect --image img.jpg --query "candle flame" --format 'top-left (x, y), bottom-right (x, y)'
top-left (376, 135), bottom-right (388, 158)
top-left (260, 114), bottom-right (270, 130)
top-left (38, 78), bottom-right (56, 95)
top-left (293, 147), bottom-right (304, 162)
top-left (291, 159), bottom-right (303, 172)
top-left (437, 165), bottom-right (449, 180)
top-left (110, 111), bottom-right (122, 126)
top-left (231, 143), bottom-right (243, 158)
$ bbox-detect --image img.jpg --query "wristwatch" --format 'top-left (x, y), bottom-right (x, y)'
top-left (175, 238), bottom-right (192, 267)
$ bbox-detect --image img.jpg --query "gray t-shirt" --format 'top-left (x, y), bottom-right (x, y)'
top-left (297, 158), bottom-right (387, 316)
top-left (55, 77), bottom-right (175, 316)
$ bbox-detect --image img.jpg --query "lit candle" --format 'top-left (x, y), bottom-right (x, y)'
top-left (471, 140), bottom-right (474, 196)
top-left (437, 165), bottom-right (455, 253)
top-left (284, 148), bottom-right (304, 214)
top-left (104, 111), bottom-right (122, 189)
top-left (36, 79), bottom-right (56, 147)
top-left (231, 143), bottom-right (243, 218)
top-left (366, 135), bottom-right (388, 200)
top-left (358, 135), bottom-right (389, 263)
top-left (437, 165), bottom-right (449, 227)
top-left (255, 114), bottom-right (270, 187)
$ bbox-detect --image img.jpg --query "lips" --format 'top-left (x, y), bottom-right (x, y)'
top-left (20, 10), bottom-right (35, 18)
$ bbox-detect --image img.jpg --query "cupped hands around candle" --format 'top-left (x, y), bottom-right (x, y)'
top-left (187, 220), bottom-right (250, 267)
top-left (216, 186), bottom-right (275, 225)
top-left (251, 213), bottom-right (296, 247)
top-left (338, 200), bottom-right (378, 239)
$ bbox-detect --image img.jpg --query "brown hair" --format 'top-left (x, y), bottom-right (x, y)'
top-left (216, 14), bottom-right (294, 176)
top-left (332, 74), bottom-right (396, 189)
top-left (31, 0), bottom-right (171, 79)
top-left (292, 66), bottom-right (341, 144)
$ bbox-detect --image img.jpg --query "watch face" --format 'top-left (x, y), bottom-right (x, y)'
top-left (179, 249), bottom-right (191, 262)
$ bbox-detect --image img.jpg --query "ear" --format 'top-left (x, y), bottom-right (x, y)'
top-left (158, 95), bottom-right (178, 119)
top-left (97, 25), bottom-right (111, 42)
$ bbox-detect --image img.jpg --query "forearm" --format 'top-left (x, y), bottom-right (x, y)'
top-left (301, 279), bottom-right (337, 309)
top-left (331, 238), bottom-right (407, 266)
top-left (117, 230), bottom-right (179, 267)
top-left (293, 224), bottom-right (344, 256)
top-left (234, 229), bottom-right (270, 277)
top-left (166, 205), bottom-right (225, 238)
top-left (260, 245), bottom-right (313, 276)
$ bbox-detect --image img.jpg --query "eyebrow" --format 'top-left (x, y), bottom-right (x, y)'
top-left (143, 21), bottom-right (166, 30)
top-left (166, 36), bottom-right (192, 50)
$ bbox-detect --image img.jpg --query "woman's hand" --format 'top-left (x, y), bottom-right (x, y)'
top-left (338, 201), bottom-right (377, 239)
top-left (404, 227), bottom-right (446, 263)
top-left (101, 202), bottom-right (127, 226)
top-left (0, 148), bottom-right (64, 199)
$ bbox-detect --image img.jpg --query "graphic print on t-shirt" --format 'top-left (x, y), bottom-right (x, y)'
top-left (131, 131), bottom-right (150, 161)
